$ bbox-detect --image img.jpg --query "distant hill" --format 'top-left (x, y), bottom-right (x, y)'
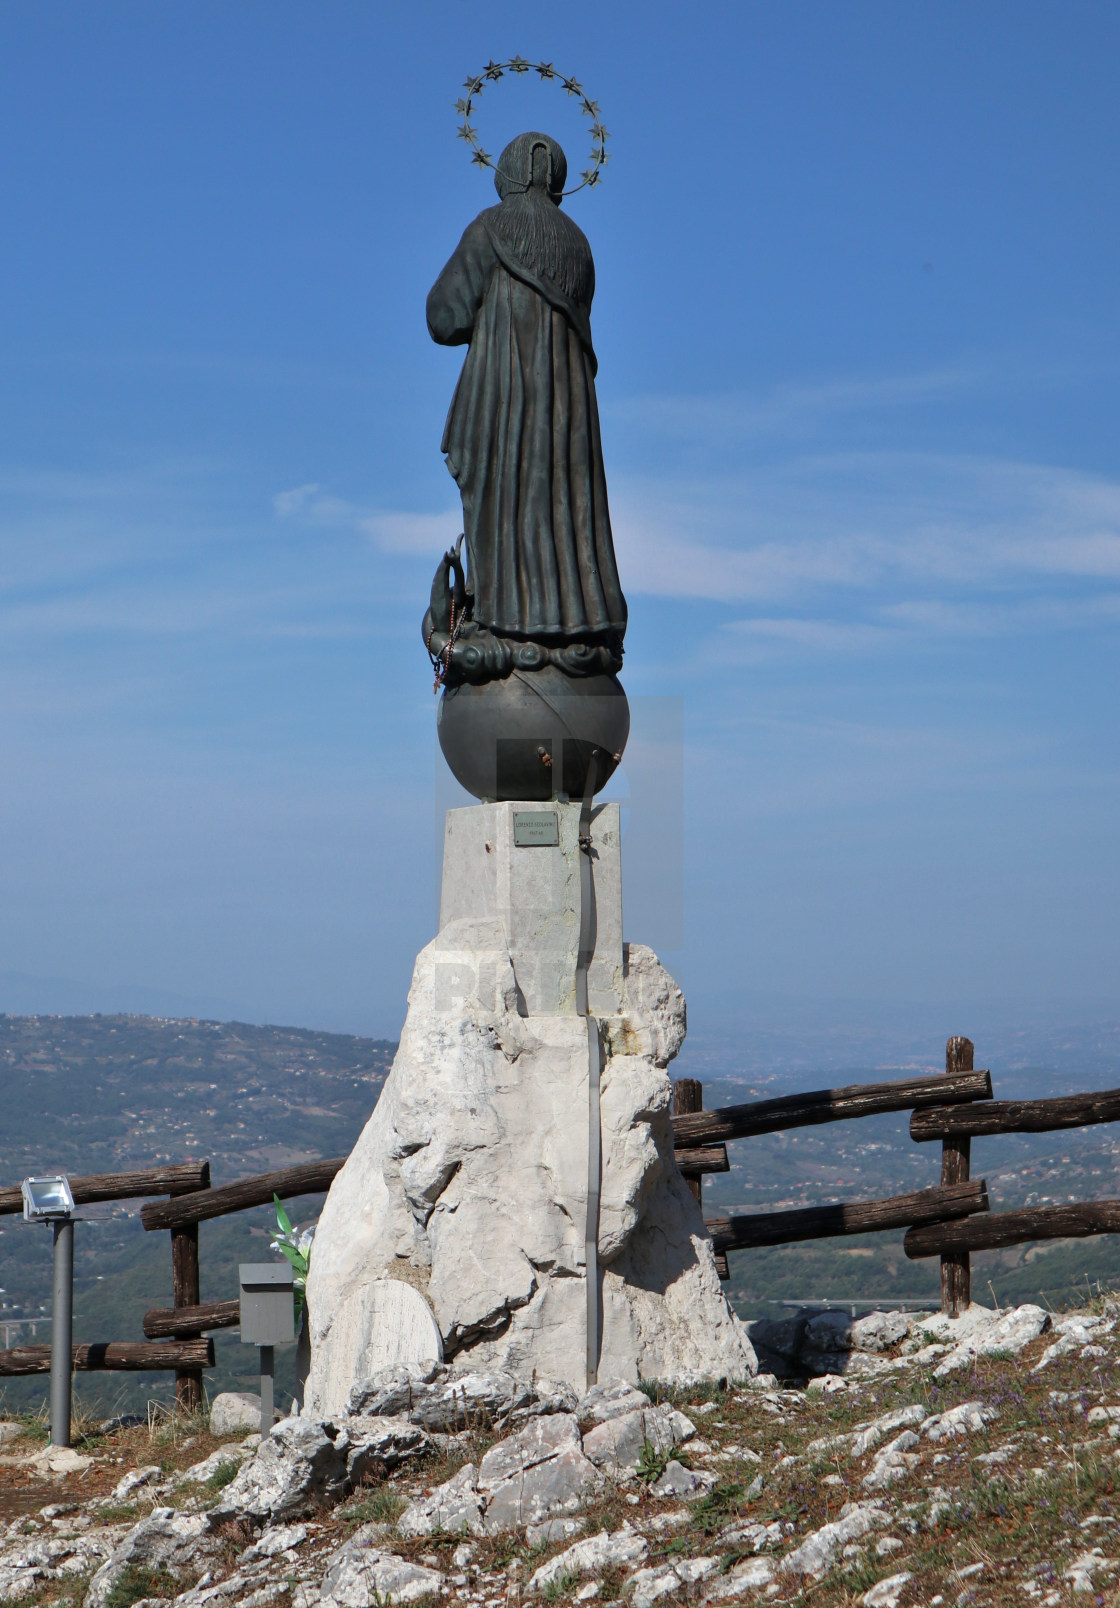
top-left (0, 1015), bottom-right (393, 1415)
top-left (3, 1011), bottom-right (1119, 1417)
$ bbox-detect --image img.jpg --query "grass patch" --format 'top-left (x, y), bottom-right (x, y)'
top-left (104, 1565), bottom-right (181, 1608)
top-left (0, 1577), bottom-right (92, 1608)
top-left (689, 1480), bottom-right (745, 1535)
top-left (343, 1485), bottom-right (407, 1528)
top-left (204, 1459), bottom-right (242, 1492)
top-left (94, 1503), bottom-right (145, 1525)
top-left (11, 1413), bottom-right (50, 1445)
top-left (539, 1568), bottom-right (581, 1602)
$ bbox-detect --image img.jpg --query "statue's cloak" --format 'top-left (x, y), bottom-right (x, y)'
top-left (426, 208), bottom-right (627, 642)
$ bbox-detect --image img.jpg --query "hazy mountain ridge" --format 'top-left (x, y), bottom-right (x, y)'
top-left (2, 1012), bottom-right (1119, 1413)
top-left (0, 1015), bottom-right (393, 1414)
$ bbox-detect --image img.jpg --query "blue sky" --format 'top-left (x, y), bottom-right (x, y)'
top-left (1, 2), bottom-right (1118, 1043)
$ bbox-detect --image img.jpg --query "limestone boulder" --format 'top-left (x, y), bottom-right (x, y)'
top-left (209, 1391), bottom-right (267, 1437)
top-left (207, 1414), bottom-right (428, 1525)
top-left (649, 1459), bottom-right (714, 1498)
top-left (528, 1527), bottom-right (648, 1592)
top-left (306, 864), bottom-right (755, 1410)
top-left (931, 1303), bottom-right (1050, 1377)
top-left (397, 1413), bottom-right (599, 1537)
top-left (397, 1463), bottom-right (486, 1539)
top-left (347, 1360), bottom-right (576, 1429)
top-left (317, 1532), bottom-right (443, 1607)
top-left (779, 1503), bottom-right (889, 1579)
top-left (207, 1416), bottom-right (349, 1523)
top-left (84, 1511), bottom-right (218, 1608)
top-left (803, 1310), bottom-right (909, 1355)
top-left (581, 1403), bottom-right (695, 1474)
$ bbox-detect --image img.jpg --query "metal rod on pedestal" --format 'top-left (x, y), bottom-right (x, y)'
top-left (577, 752), bottom-right (603, 1389)
top-left (50, 1220), bottom-right (74, 1447)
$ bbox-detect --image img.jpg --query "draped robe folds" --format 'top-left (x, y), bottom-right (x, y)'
top-left (426, 209), bottom-right (627, 643)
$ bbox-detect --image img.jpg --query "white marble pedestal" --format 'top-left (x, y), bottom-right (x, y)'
top-left (303, 801), bottom-right (755, 1416)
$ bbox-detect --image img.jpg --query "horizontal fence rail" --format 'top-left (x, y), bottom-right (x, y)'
top-left (0, 1162), bottom-right (210, 1217)
top-left (672, 1145), bottom-right (729, 1175)
top-left (670, 1067), bottom-right (993, 1147)
top-left (911, 1087), bottom-right (1120, 1142)
top-left (905, 1199), bottom-right (1120, 1259)
top-left (141, 1156), bottom-right (346, 1233)
top-left (143, 1299), bottom-right (241, 1339)
top-left (706, 1179), bottom-right (989, 1252)
top-left (0, 1339), bottom-right (214, 1376)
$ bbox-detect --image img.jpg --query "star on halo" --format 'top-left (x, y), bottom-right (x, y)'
top-left (455, 60), bottom-right (609, 195)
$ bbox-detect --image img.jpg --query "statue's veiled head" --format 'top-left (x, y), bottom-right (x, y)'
top-left (494, 132), bottom-right (568, 205)
top-left (488, 130), bottom-right (590, 303)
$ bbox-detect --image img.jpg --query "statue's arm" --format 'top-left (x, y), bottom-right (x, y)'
top-left (426, 218), bottom-right (496, 347)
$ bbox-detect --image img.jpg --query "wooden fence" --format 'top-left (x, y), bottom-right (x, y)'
top-left (3, 1033), bottom-right (1119, 1395)
top-left (681, 1035), bottom-right (1120, 1319)
top-left (0, 1156), bottom-right (345, 1407)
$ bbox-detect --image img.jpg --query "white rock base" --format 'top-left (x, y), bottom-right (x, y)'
top-left (304, 802), bottom-right (755, 1414)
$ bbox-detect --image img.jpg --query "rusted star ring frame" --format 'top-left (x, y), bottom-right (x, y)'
top-left (455, 58), bottom-right (609, 196)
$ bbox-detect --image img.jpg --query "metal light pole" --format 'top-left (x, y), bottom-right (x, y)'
top-left (50, 1218), bottom-right (75, 1447)
top-left (21, 1176), bottom-right (76, 1448)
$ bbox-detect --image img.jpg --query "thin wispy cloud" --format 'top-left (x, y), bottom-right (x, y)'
top-left (611, 453), bottom-right (1120, 597)
top-left (606, 445), bottom-right (1120, 658)
top-left (0, 461), bottom-right (387, 644)
top-left (606, 365), bottom-right (989, 447)
top-left (274, 483), bottom-right (460, 556)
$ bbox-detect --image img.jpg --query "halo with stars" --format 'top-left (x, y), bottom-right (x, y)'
top-left (455, 58), bottom-right (609, 196)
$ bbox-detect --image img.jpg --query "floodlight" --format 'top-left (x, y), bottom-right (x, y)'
top-left (21, 1176), bottom-right (75, 1222)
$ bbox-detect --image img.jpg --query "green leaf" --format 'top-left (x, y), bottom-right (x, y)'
top-left (273, 1194), bottom-right (294, 1236)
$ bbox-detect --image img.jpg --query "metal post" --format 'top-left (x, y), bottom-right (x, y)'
top-left (576, 754), bottom-right (603, 1390)
top-left (259, 1344), bottom-right (274, 1437)
top-left (50, 1219), bottom-right (74, 1448)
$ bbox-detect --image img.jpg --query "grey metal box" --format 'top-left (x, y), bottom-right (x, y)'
top-left (238, 1263), bottom-right (295, 1346)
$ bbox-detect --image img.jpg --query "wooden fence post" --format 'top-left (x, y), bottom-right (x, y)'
top-left (941, 1037), bottom-right (974, 1316)
top-left (166, 1164), bottom-right (212, 1412)
top-left (672, 1079), bottom-right (705, 1204)
top-left (673, 1078), bottom-right (730, 1281)
top-left (171, 1225), bottom-right (202, 1411)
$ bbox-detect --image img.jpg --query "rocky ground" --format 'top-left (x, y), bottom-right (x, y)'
top-left (3, 1300), bottom-right (1120, 1608)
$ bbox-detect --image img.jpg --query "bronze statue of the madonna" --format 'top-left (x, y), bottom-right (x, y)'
top-left (424, 131), bottom-right (629, 801)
